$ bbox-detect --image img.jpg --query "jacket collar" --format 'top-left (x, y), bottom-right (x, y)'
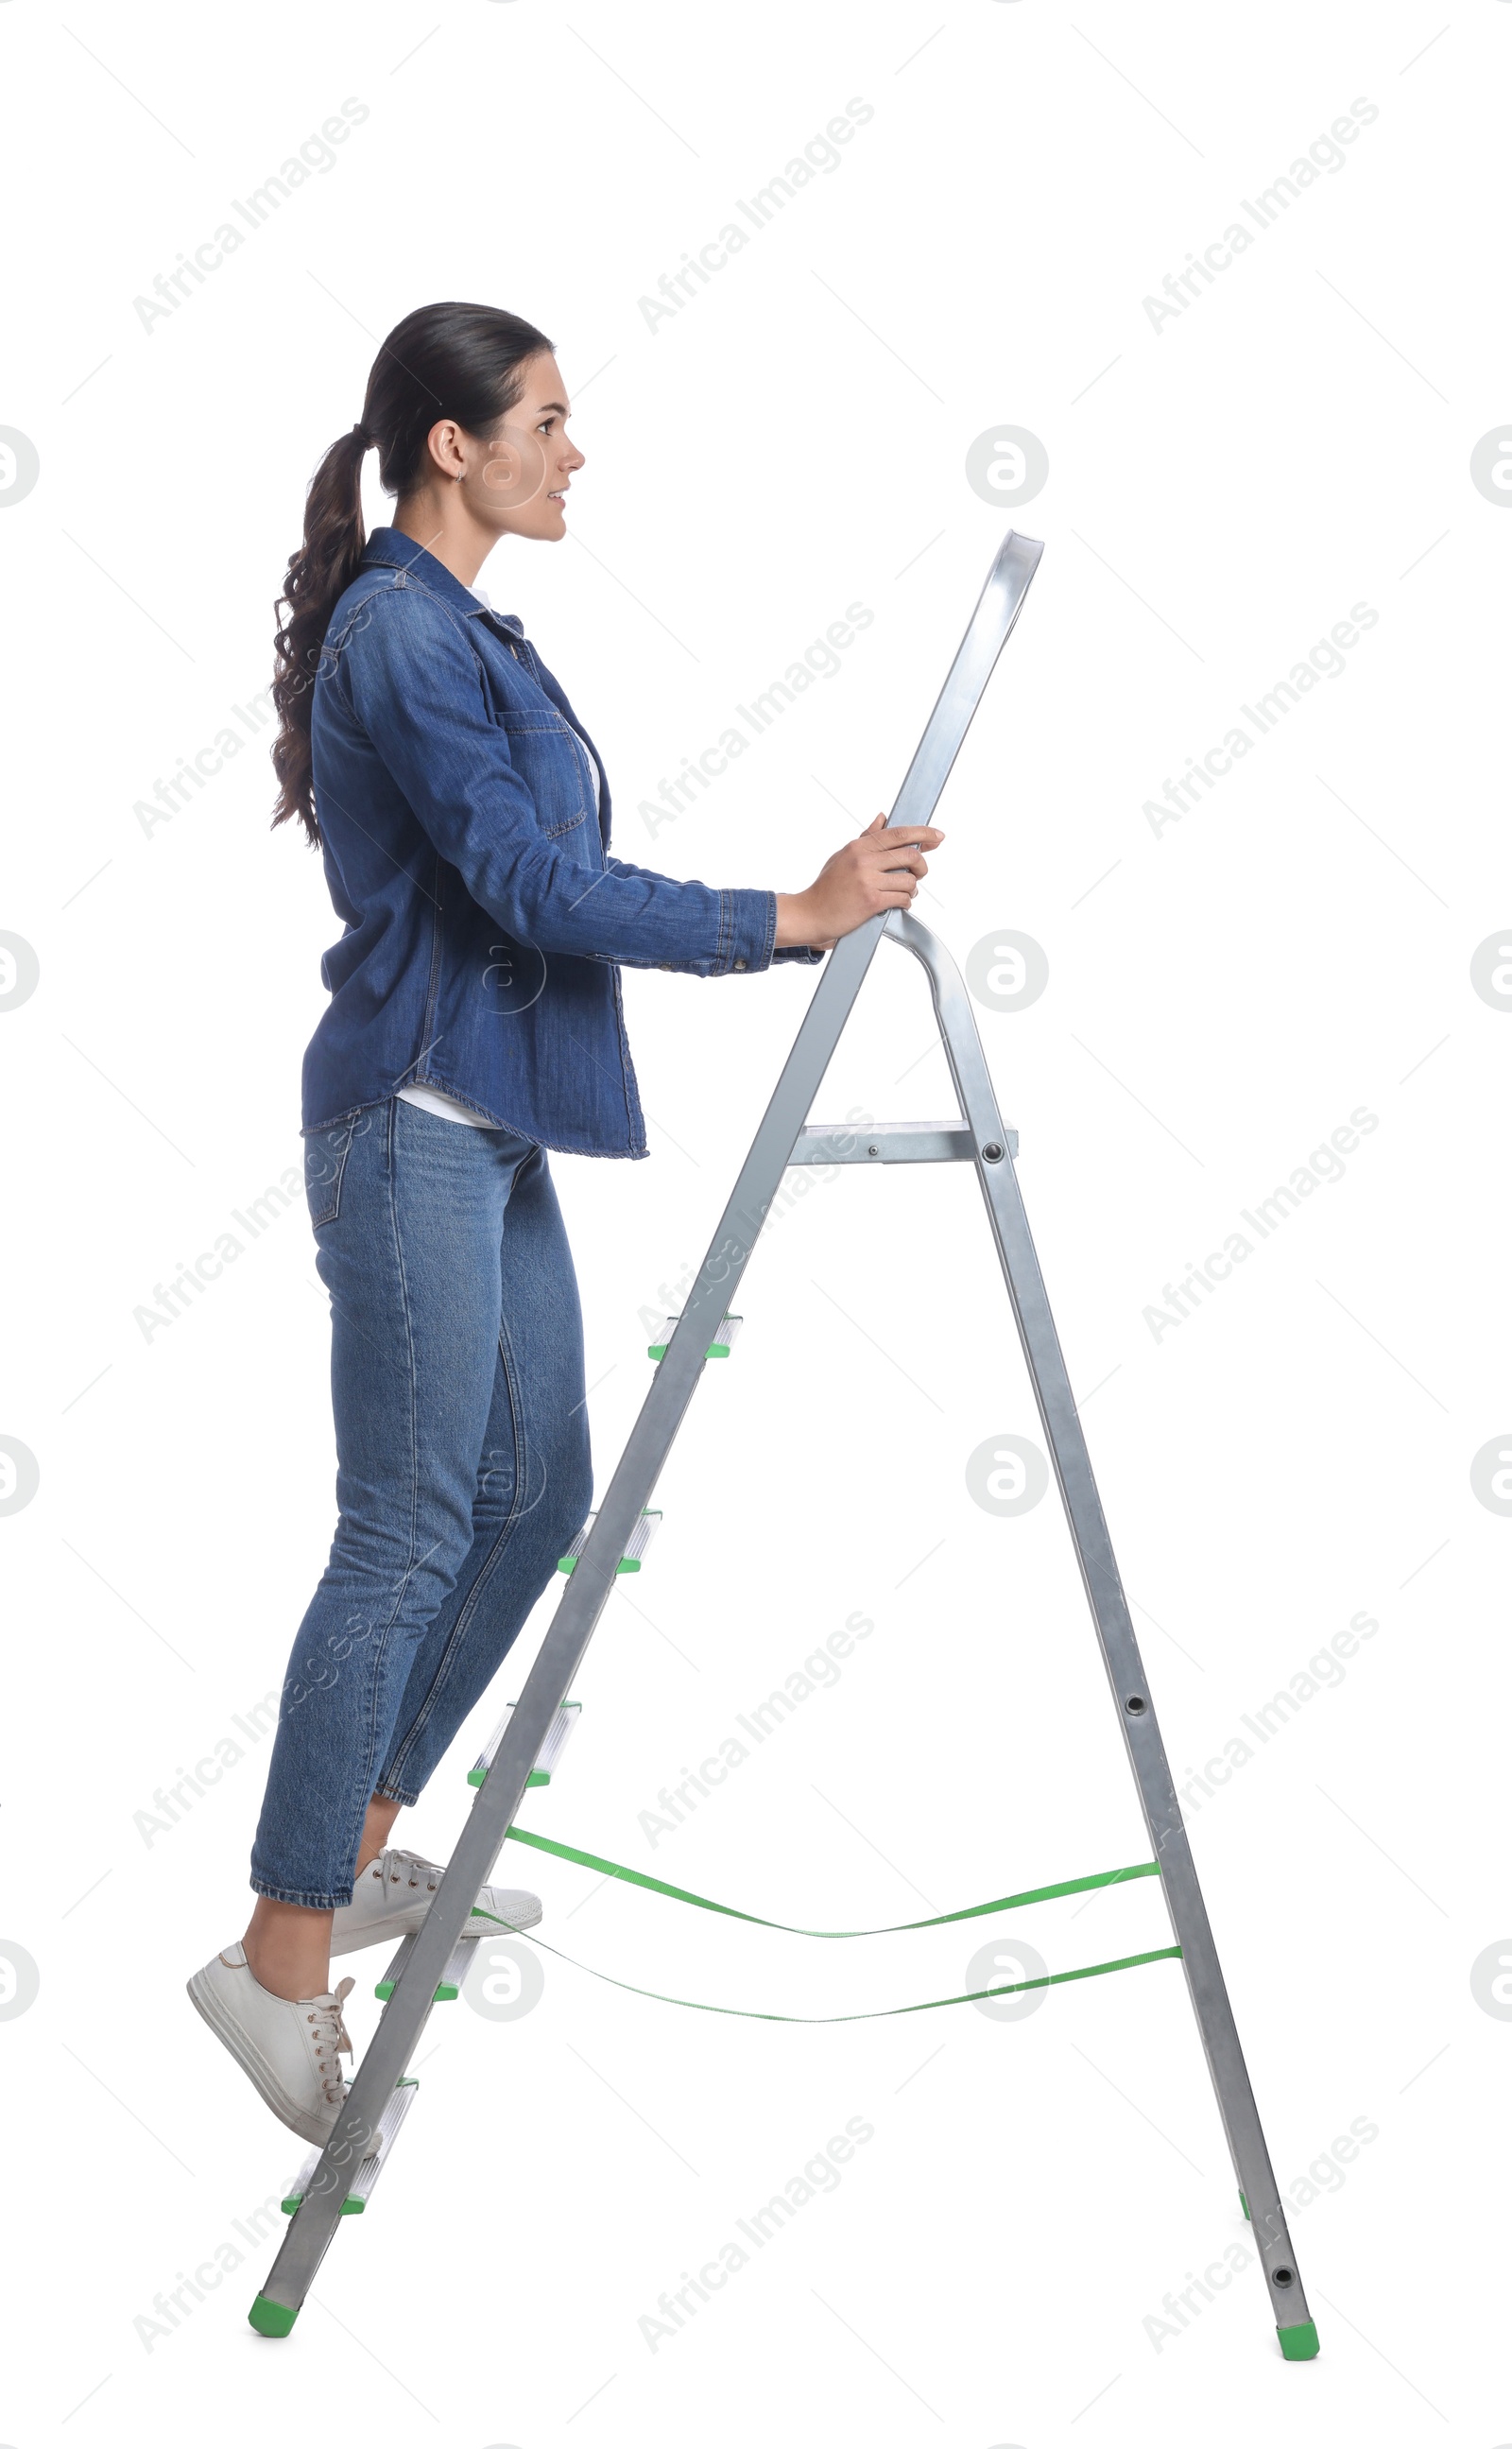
top-left (359, 526), bottom-right (524, 635)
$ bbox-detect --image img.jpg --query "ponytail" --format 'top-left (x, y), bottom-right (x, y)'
top-left (269, 302), bottom-right (553, 847)
top-left (269, 425), bottom-right (370, 845)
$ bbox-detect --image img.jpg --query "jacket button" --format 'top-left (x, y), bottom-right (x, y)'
top-left (732, 957), bottom-right (747, 971)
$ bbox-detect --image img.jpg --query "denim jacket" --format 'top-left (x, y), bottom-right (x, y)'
top-left (302, 527), bottom-right (820, 1154)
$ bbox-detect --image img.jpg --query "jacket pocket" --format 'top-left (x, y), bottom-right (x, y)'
top-left (497, 709), bottom-right (590, 839)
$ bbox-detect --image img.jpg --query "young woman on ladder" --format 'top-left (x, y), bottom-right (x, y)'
top-left (186, 300), bottom-right (940, 2143)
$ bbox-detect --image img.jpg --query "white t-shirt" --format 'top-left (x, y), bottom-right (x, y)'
top-left (397, 582), bottom-right (598, 1131)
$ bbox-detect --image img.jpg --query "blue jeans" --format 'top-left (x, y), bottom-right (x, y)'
top-left (250, 1097), bottom-right (593, 1907)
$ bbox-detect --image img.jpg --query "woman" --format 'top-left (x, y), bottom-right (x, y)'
top-left (186, 301), bottom-right (941, 2144)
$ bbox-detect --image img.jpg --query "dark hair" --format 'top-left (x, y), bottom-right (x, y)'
top-left (270, 301), bottom-right (554, 846)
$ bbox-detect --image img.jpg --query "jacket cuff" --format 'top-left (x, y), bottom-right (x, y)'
top-left (721, 888), bottom-right (781, 974)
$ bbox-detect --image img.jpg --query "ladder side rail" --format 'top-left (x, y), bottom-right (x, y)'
top-left (885, 911), bottom-right (1314, 2339)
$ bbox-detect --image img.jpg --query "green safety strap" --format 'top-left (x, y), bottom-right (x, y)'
top-left (509, 1927), bottom-right (1183, 2024)
top-left (503, 1824), bottom-right (1161, 1937)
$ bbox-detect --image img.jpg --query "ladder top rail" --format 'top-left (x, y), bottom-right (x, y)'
top-left (888, 530), bottom-right (1044, 837)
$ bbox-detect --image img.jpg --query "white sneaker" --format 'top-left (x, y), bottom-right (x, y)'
top-left (187, 1943), bottom-right (356, 2145)
top-left (329, 1846), bottom-right (542, 1957)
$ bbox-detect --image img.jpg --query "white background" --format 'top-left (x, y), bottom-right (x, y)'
top-left (1, 0), bottom-right (1507, 2440)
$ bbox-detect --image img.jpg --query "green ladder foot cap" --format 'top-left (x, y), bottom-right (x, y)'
top-left (249, 2292), bottom-right (299, 2338)
top-left (1278, 2319), bottom-right (1320, 2362)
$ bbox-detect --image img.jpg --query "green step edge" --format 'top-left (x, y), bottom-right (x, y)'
top-left (468, 1766), bottom-right (550, 1790)
top-left (373, 1977), bottom-right (459, 2003)
top-left (647, 1341), bottom-right (730, 1360)
top-left (278, 2078), bottom-right (420, 2210)
top-left (1239, 2189), bottom-right (1250, 2220)
top-left (558, 1556), bottom-right (641, 1575)
top-left (248, 2292), bottom-right (299, 2337)
top-left (1277, 2319), bottom-right (1320, 2362)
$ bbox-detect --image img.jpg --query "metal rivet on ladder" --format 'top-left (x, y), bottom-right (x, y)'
top-left (981, 1142), bottom-right (1004, 1162)
top-left (1125, 1695), bottom-right (1146, 1715)
top-left (867, 1143), bottom-right (879, 1156)
top-left (1273, 2267), bottom-right (1294, 2287)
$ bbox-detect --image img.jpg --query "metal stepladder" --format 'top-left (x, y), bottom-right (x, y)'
top-left (250, 528), bottom-right (1319, 2362)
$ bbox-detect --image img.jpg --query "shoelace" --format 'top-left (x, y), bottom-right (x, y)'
top-left (374, 1847), bottom-right (442, 1896)
top-left (307, 1975), bottom-right (356, 2105)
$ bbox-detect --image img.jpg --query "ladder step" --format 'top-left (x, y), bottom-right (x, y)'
top-left (558, 1509), bottom-right (661, 1575)
top-left (281, 2078), bottom-right (419, 2216)
top-left (470, 1697), bottom-right (581, 1790)
top-left (374, 1929), bottom-right (482, 2004)
top-left (789, 1121), bottom-right (1018, 1164)
top-left (648, 1312), bottom-right (743, 1360)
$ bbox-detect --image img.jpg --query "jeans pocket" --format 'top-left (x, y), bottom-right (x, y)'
top-left (303, 1118), bottom-right (356, 1227)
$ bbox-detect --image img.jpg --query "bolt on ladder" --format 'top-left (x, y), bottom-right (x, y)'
top-left (250, 528), bottom-right (1318, 2362)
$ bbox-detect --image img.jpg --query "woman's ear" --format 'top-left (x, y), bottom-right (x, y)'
top-left (423, 417), bottom-right (468, 484)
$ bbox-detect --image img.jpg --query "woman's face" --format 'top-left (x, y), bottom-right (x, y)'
top-left (476, 352), bottom-right (585, 541)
